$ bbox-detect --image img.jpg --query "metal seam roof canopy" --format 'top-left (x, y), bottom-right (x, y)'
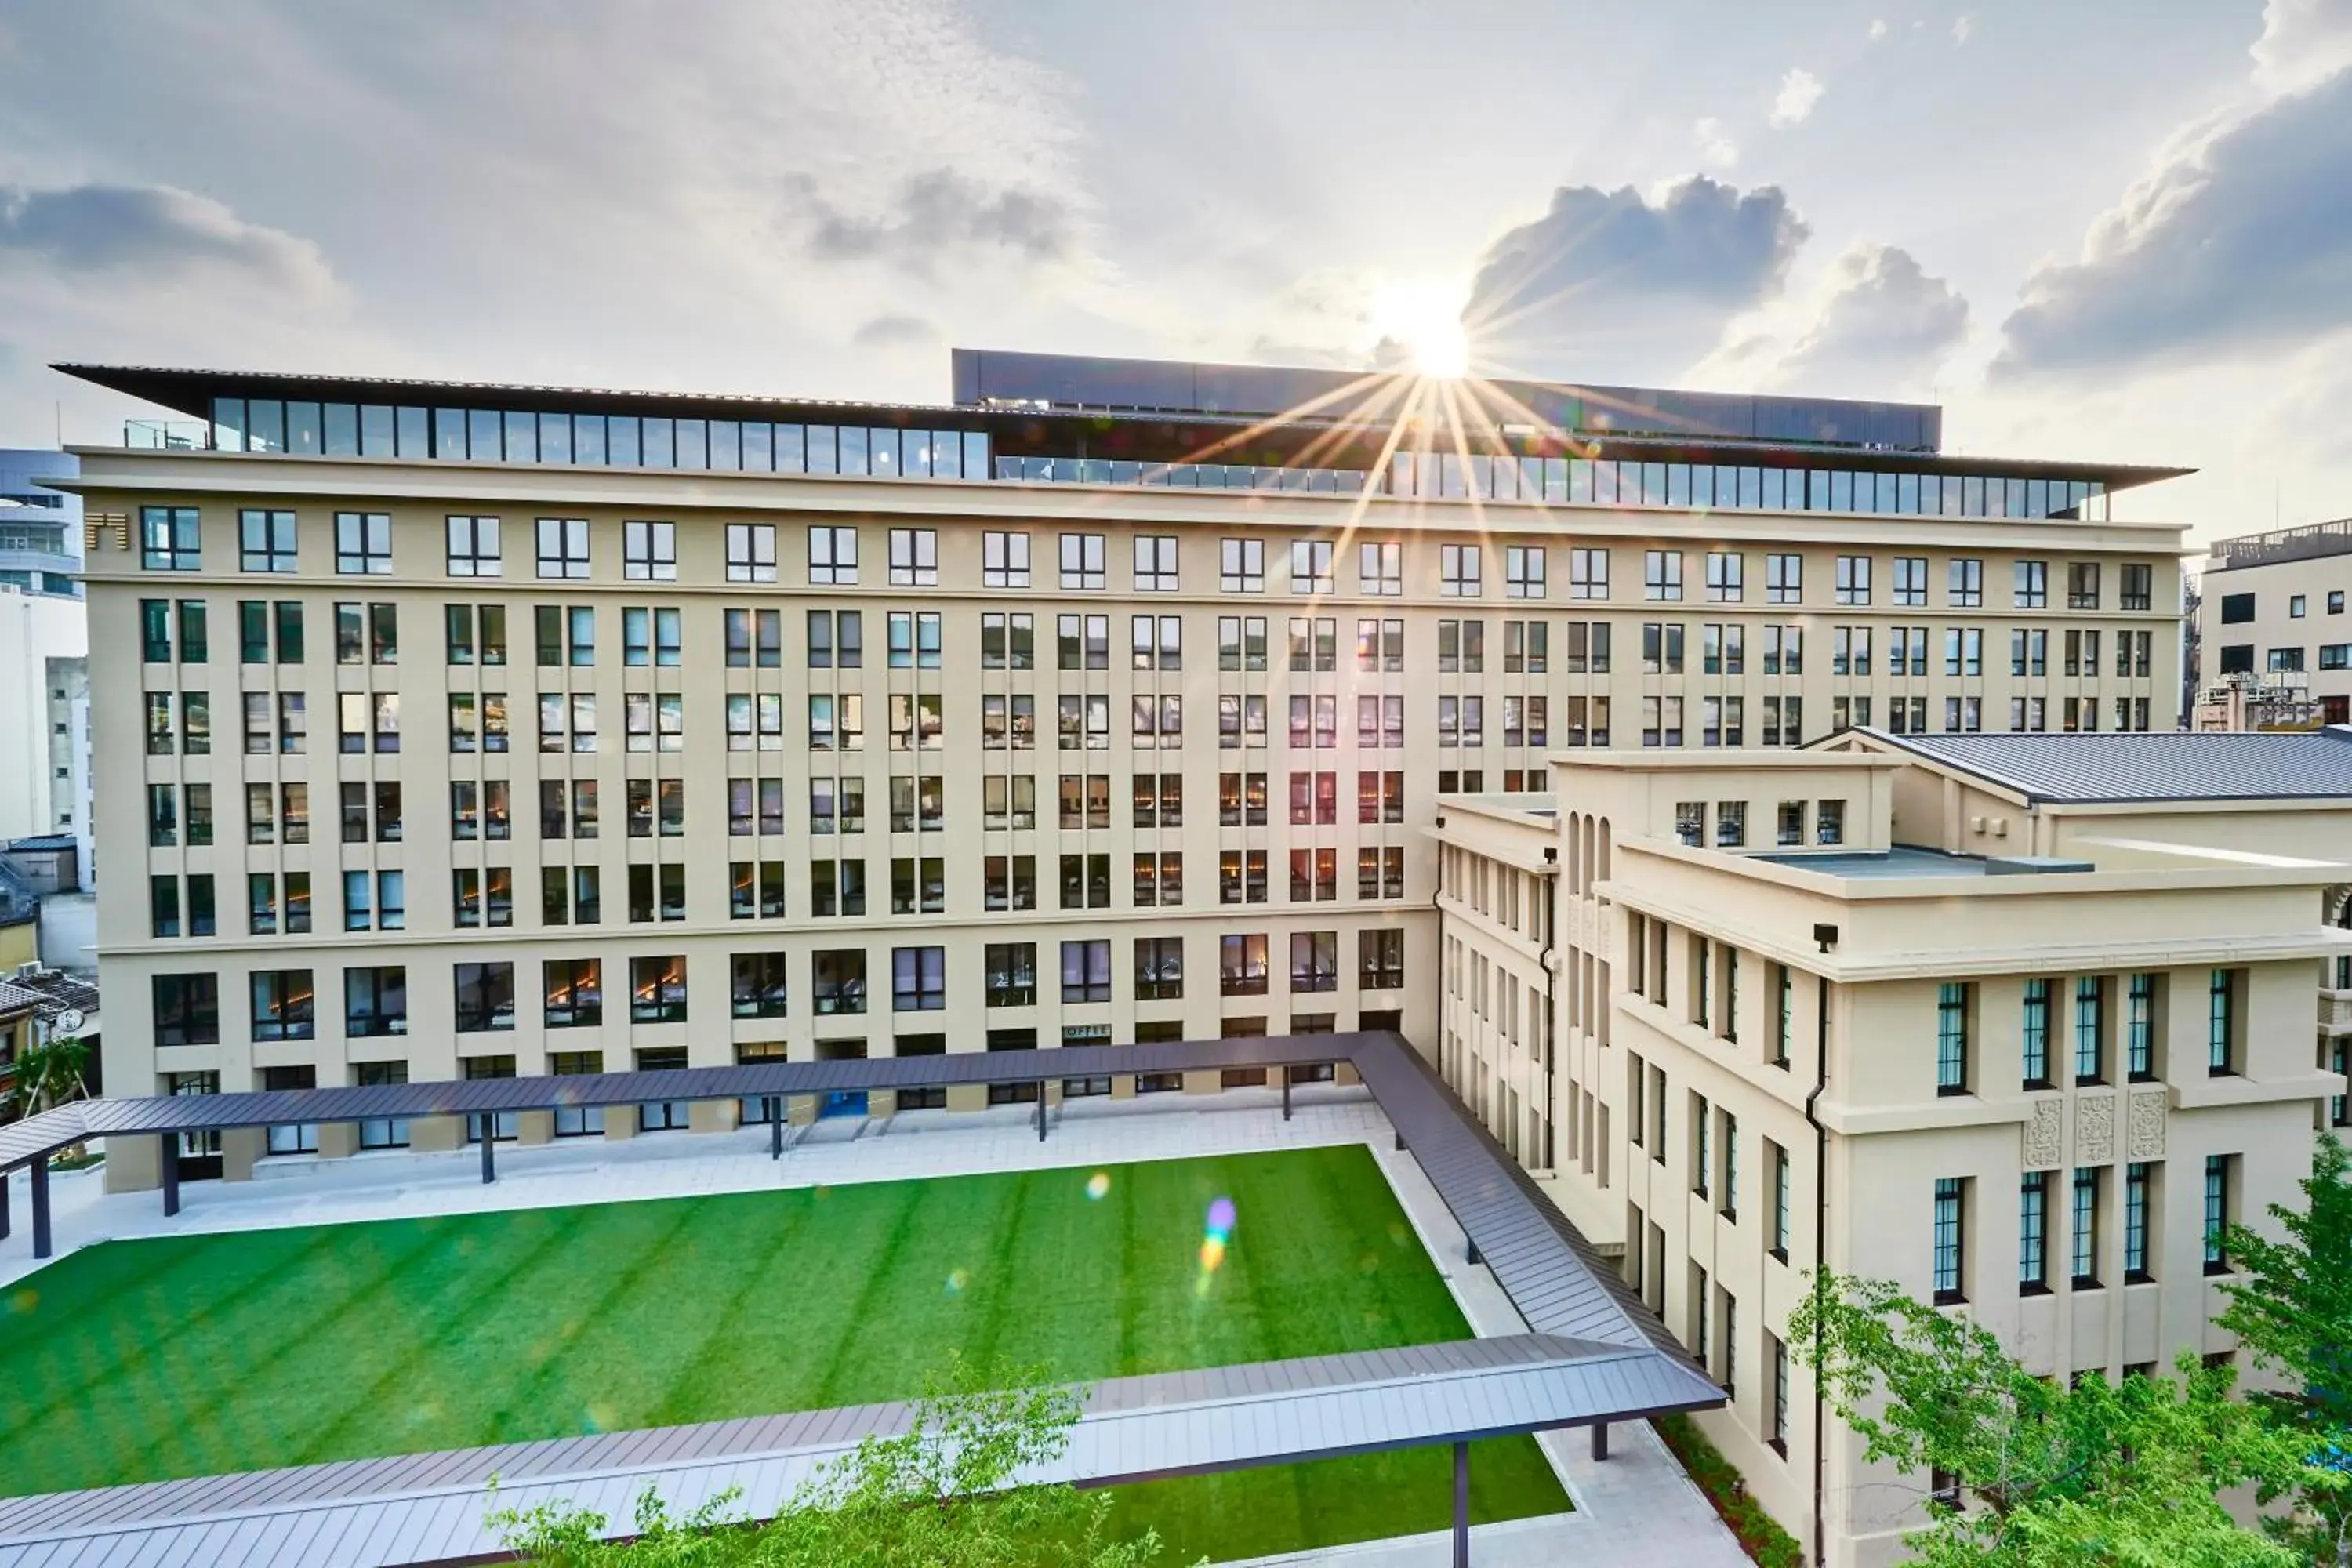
top-left (0, 1335), bottom-right (1724, 1568)
top-left (1843, 725), bottom-right (2352, 804)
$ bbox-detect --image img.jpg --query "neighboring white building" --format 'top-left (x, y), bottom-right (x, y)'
top-left (2199, 518), bottom-right (2352, 724)
top-left (0, 587), bottom-right (87, 843)
top-left (1435, 730), bottom-right (2352, 1568)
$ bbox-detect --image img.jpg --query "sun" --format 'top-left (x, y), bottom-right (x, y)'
top-left (1371, 278), bottom-right (1472, 379)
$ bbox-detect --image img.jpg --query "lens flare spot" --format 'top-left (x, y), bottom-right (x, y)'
top-left (1359, 1251), bottom-right (1381, 1274)
top-left (1207, 1196), bottom-right (1237, 1235)
top-left (7, 1289), bottom-right (36, 1316)
top-left (1388, 1221), bottom-right (1410, 1247)
top-left (1085, 1171), bottom-right (1112, 1201)
top-left (946, 1267), bottom-right (970, 1295)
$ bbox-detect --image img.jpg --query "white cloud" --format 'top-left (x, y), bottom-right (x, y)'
top-left (1769, 68), bottom-right (1825, 128)
top-left (1867, 17), bottom-right (1889, 41)
top-left (2249, 0), bottom-right (2352, 95)
top-left (1991, 4), bottom-right (2352, 379)
top-left (1693, 118), bottom-right (1740, 169)
top-left (1951, 13), bottom-right (1977, 45)
top-left (1694, 242), bottom-right (1968, 396)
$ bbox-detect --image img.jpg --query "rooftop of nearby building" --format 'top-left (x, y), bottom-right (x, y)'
top-left (1844, 727), bottom-right (2352, 805)
top-left (1750, 847), bottom-right (2093, 880)
top-left (2207, 517), bottom-right (2352, 572)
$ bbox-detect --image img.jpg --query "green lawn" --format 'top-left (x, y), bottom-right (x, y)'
top-left (1, 1145), bottom-right (1565, 1559)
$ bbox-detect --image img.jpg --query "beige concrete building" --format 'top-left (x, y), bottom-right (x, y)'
top-left (2199, 517), bottom-right (2352, 724)
top-left (49, 350), bottom-right (2189, 1196)
top-left (1436, 730), bottom-right (2352, 1568)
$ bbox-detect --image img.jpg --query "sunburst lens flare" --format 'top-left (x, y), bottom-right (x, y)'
top-left (1372, 279), bottom-right (1472, 379)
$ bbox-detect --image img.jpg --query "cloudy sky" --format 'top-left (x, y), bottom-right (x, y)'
top-left (3, 0), bottom-right (2350, 543)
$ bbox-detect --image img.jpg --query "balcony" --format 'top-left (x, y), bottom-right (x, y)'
top-left (2320, 989), bottom-right (2352, 1034)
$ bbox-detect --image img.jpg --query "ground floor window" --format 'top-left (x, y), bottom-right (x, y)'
top-left (1221, 1068), bottom-right (1269, 1088)
top-left (987, 1082), bottom-right (1041, 1105)
top-left (1138, 1072), bottom-right (1182, 1094)
top-left (1063, 1076), bottom-right (1112, 1098)
top-left (898, 1087), bottom-right (947, 1110)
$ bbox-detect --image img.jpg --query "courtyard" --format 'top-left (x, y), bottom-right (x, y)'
top-left (1, 1139), bottom-right (1566, 1563)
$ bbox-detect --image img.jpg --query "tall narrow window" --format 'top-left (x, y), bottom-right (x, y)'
top-left (1936, 982), bottom-right (1970, 1094)
top-left (2022, 978), bottom-right (2051, 1086)
top-left (2071, 1167), bottom-right (2101, 1288)
top-left (2127, 973), bottom-right (2156, 1080)
top-left (2018, 1172), bottom-right (2049, 1292)
top-left (1933, 1177), bottom-right (1966, 1303)
top-left (2207, 969), bottom-right (2238, 1075)
top-left (2125, 1163), bottom-right (2152, 1281)
top-left (2073, 976), bottom-right (2104, 1085)
top-left (2203, 1155), bottom-right (2232, 1273)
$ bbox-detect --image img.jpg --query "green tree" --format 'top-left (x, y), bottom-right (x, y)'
top-left (1, 1036), bottom-right (89, 1121)
top-left (1790, 1272), bottom-right (2318, 1567)
top-left (2218, 1132), bottom-right (2352, 1566)
top-left (491, 1354), bottom-right (1178, 1567)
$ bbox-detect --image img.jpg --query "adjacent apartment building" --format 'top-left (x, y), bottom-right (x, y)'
top-left (1436, 730), bottom-right (2352, 1567)
top-left (51, 350), bottom-right (2187, 1188)
top-left (2198, 517), bottom-right (2352, 724)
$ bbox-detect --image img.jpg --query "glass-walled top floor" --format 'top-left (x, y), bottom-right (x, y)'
top-left (201, 396), bottom-right (2111, 522)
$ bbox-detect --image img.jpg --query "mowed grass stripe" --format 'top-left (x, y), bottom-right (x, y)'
top-left (0, 1142), bottom-right (1571, 1561)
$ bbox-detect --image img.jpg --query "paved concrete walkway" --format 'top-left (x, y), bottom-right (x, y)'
top-left (0, 1089), bottom-right (1745, 1566)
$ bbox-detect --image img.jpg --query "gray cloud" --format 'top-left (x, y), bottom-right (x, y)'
top-left (0, 182), bottom-right (335, 296)
top-left (1461, 176), bottom-right (1809, 380)
top-left (1991, 67), bottom-right (2352, 379)
top-left (1778, 244), bottom-right (1969, 390)
top-left (851, 313), bottom-right (939, 348)
top-left (800, 169), bottom-right (1078, 272)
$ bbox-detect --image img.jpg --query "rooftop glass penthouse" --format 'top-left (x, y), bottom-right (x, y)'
top-left (62, 352), bottom-right (2183, 524)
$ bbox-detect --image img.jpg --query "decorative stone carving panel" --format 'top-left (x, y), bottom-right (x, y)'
top-left (2023, 1098), bottom-right (2063, 1171)
top-left (2076, 1092), bottom-right (2117, 1167)
top-left (2126, 1089), bottom-right (2167, 1161)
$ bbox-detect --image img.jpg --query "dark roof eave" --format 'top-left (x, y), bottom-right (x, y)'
top-left (52, 363), bottom-right (2194, 490)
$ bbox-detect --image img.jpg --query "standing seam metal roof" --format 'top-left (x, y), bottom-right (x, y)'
top-left (1833, 725), bottom-right (2352, 804)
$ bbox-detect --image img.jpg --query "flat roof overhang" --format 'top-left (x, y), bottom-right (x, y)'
top-left (53, 363), bottom-right (2194, 494)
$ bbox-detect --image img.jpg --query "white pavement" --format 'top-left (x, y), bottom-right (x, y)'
top-left (0, 1088), bottom-right (1745, 1566)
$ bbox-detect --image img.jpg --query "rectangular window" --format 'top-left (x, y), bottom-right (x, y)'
top-left (1359, 541), bottom-right (1403, 596)
top-left (446, 515), bottom-right (500, 576)
top-left (1644, 550), bottom-right (1682, 601)
top-left (1937, 982), bottom-right (1970, 1094)
top-left (1439, 543), bottom-right (1482, 597)
top-left (1933, 1177), bottom-right (1966, 1303)
top-left (726, 521), bottom-right (777, 583)
top-left (1892, 556), bottom-right (1928, 607)
top-left (535, 517), bottom-right (590, 579)
top-left (2071, 1167), bottom-right (2101, 1287)
top-left (808, 525), bottom-right (858, 585)
top-left (2204, 1155), bottom-right (2233, 1272)
top-left (2015, 560), bottom-right (2049, 609)
top-left (2023, 978), bottom-right (2052, 1086)
top-left (334, 511), bottom-right (392, 575)
top-left (1949, 557), bottom-right (1983, 608)
top-left (1221, 537), bottom-right (1265, 593)
top-left (2208, 968), bottom-right (2238, 1074)
top-left (1704, 551), bottom-right (1743, 603)
top-left (1835, 554), bottom-right (1871, 605)
top-left (2019, 1172), bottom-right (2049, 1292)
top-left (1058, 939), bottom-right (1112, 1004)
top-left (2074, 976), bottom-right (2105, 1084)
top-left (141, 506), bottom-right (201, 571)
top-left (240, 508), bottom-right (298, 572)
top-left (1290, 539), bottom-right (1334, 595)
top-left (1060, 532), bottom-right (1107, 590)
top-left (1570, 548), bottom-right (1610, 601)
top-left (1765, 552), bottom-right (1800, 604)
top-left (982, 529), bottom-right (1031, 588)
top-left (1133, 534), bottom-right (1179, 591)
top-left (2125, 1163), bottom-right (2152, 1281)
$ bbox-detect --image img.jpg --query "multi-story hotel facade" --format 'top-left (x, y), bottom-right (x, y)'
top-left (55, 351), bottom-right (2188, 1186)
top-left (1436, 733), bottom-right (2352, 1566)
